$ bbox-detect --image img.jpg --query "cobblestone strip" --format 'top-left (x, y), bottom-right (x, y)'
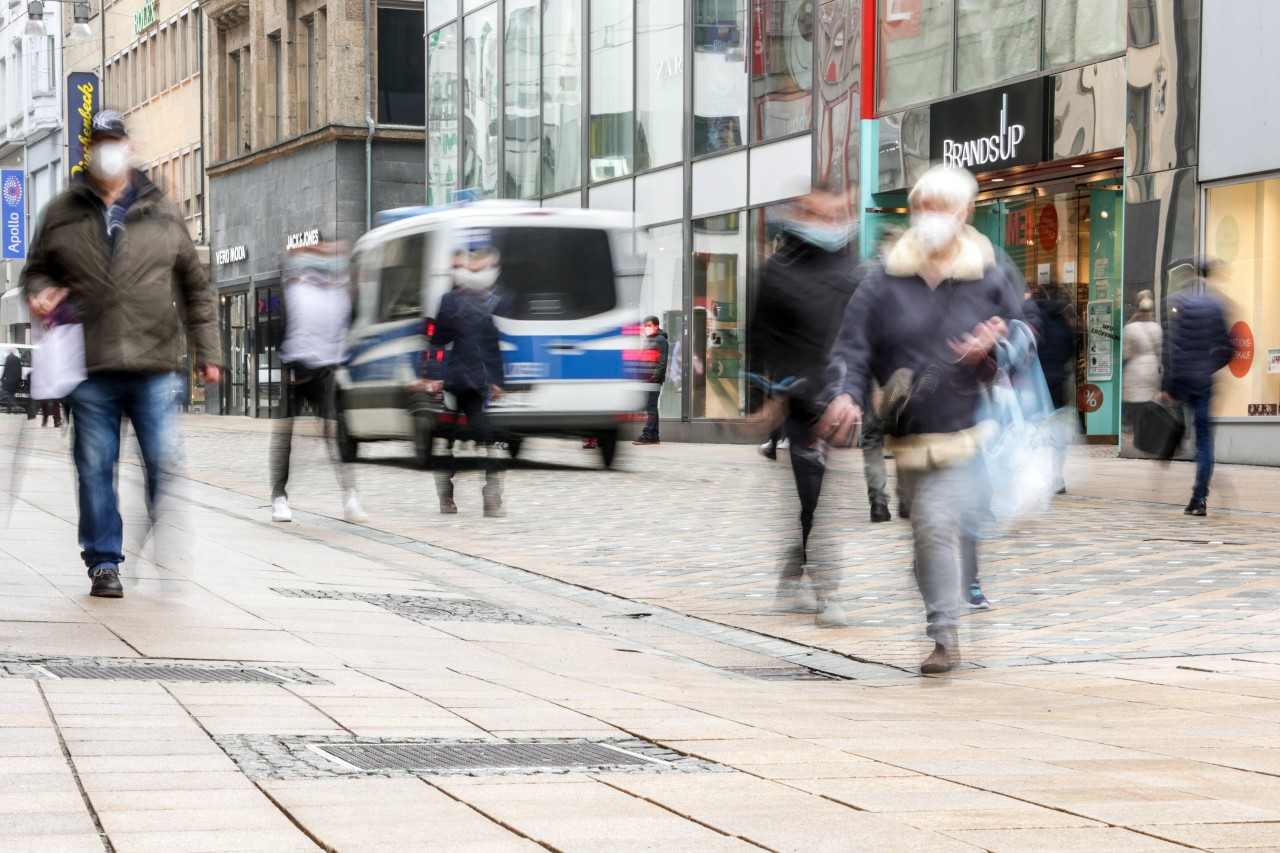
top-left (271, 588), bottom-right (546, 625)
top-left (214, 734), bottom-right (731, 780)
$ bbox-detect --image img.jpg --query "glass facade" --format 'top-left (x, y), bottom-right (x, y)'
top-left (878, 0), bottom-right (1127, 112)
top-left (693, 0), bottom-right (748, 155)
top-left (542, 0), bottom-right (583, 194)
top-left (751, 0), bottom-right (814, 141)
top-left (636, 0), bottom-right (684, 169)
top-left (463, 6), bottom-right (500, 198)
top-left (504, 0), bottom-right (540, 198)
top-left (589, 0), bottom-right (634, 181)
top-left (428, 24), bottom-right (459, 205)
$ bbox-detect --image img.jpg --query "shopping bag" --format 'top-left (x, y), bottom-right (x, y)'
top-left (30, 321), bottom-right (86, 400)
top-left (1133, 400), bottom-right (1185, 459)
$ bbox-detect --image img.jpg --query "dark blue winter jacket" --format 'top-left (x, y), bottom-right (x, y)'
top-left (428, 287), bottom-right (505, 394)
top-left (1162, 289), bottom-right (1233, 394)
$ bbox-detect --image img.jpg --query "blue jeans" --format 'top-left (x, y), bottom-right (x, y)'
top-left (1178, 384), bottom-right (1214, 501)
top-left (69, 372), bottom-right (180, 574)
top-left (640, 389), bottom-right (660, 439)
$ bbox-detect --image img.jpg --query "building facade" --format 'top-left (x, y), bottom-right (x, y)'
top-left (202, 0), bottom-right (429, 418)
top-left (0, 2), bottom-right (66, 342)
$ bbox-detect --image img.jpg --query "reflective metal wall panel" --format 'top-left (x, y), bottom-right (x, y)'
top-left (1200, 0), bottom-right (1280, 181)
top-left (1051, 57), bottom-right (1126, 160)
top-left (691, 151), bottom-right (748, 217)
top-left (543, 191), bottom-right (583, 209)
top-left (748, 135), bottom-right (813, 207)
top-left (817, 0), bottom-right (861, 191)
top-left (635, 167), bottom-right (683, 227)
top-left (588, 178), bottom-right (634, 212)
top-left (876, 107), bottom-right (929, 194)
top-left (1125, 0), bottom-right (1200, 178)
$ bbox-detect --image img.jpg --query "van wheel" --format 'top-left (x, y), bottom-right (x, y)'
top-left (336, 411), bottom-right (359, 463)
top-left (599, 431), bottom-right (618, 468)
top-left (413, 421), bottom-right (435, 469)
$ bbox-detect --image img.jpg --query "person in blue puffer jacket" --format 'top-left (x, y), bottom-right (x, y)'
top-left (1157, 264), bottom-right (1234, 517)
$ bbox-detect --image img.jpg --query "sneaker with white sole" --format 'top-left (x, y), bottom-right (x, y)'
top-left (967, 586), bottom-right (990, 610)
top-left (343, 490), bottom-right (368, 523)
top-left (271, 496), bottom-right (292, 522)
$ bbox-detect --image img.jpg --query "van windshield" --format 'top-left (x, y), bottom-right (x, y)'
top-left (488, 227), bottom-right (616, 321)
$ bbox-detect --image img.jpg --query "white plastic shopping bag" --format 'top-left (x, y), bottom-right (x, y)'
top-left (30, 321), bottom-right (86, 400)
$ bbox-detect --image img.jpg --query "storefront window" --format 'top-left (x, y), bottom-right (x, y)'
top-left (878, 0), bottom-right (954, 112)
top-left (589, 0), bottom-right (633, 182)
top-left (1205, 179), bottom-right (1280, 419)
top-left (1043, 0), bottom-right (1126, 69)
top-left (378, 6), bottom-right (427, 125)
top-left (692, 212), bottom-right (746, 418)
top-left (636, 0), bottom-right (684, 170)
top-left (543, 0), bottom-right (583, 194)
top-left (693, 0), bottom-right (748, 156)
top-left (644, 222), bottom-right (685, 418)
top-left (428, 24), bottom-right (459, 205)
top-left (751, 0), bottom-right (814, 141)
top-left (955, 0), bottom-right (1036, 93)
top-left (504, 0), bottom-right (540, 198)
top-left (463, 5), bottom-right (499, 198)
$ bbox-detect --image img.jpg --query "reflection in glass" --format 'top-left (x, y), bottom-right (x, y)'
top-left (636, 0), bottom-right (684, 170)
top-left (1044, 0), bottom-right (1126, 68)
top-left (427, 0), bottom-right (455, 31)
top-left (505, 0), bottom-right (540, 198)
top-left (956, 0), bottom-right (1036, 93)
top-left (878, 0), bottom-right (954, 112)
top-left (693, 0), bottom-right (747, 156)
top-left (692, 213), bottom-right (746, 418)
top-left (752, 0), bottom-right (814, 140)
top-left (543, 0), bottom-right (583, 194)
top-left (463, 5), bottom-right (499, 198)
top-left (589, 0), bottom-right (633, 182)
top-left (817, 0), bottom-right (859, 189)
top-left (427, 24), bottom-right (459, 205)
top-left (643, 222), bottom-right (685, 417)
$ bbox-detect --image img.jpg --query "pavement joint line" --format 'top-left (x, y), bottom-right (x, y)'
top-left (34, 679), bottom-right (116, 853)
top-left (590, 776), bottom-right (779, 852)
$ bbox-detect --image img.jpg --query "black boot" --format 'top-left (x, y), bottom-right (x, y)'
top-left (869, 500), bottom-right (891, 523)
top-left (1184, 497), bottom-right (1207, 516)
top-left (89, 567), bottom-right (123, 598)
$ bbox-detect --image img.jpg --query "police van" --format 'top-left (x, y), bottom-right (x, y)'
top-left (335, 202), bottom-right (648, 467)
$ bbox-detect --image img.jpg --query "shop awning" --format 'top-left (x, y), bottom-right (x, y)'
top-left (0, 287), bottom-right (30, 328)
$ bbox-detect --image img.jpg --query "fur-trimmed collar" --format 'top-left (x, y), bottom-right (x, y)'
top-left (884, 224), bottom-right (996, 281)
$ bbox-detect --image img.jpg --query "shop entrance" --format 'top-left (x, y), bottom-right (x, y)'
top-left (972, 172), bottom-right (1124, 441)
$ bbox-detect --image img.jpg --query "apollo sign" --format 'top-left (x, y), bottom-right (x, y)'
top-left (929, 78), bottom-right (1049, 174)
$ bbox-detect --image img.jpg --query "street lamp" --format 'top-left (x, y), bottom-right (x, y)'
top-left (24, 0), bottom-right (93, 40)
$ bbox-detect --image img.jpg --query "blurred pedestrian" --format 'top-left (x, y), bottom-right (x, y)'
top-left (0, 350), bottom-right (25, 415)
top-left (1158, 266), bottom-right (1234, 516)
top-left (633, 316), bottom-right (669, 445)
top-left (1023, 284), bottom-right (1075, 493)
top-left (269, 241), bottom-right (365, 524)
top-left (39, 399), bottom-right (63, 428)
top-left (1122, 289), bottom-right (1162, 427)
top-left (818, 166), bottom-right (1023, 672)
top-left (422, 232), bottom-right (507, 517)
top-left (748, 185), bottom-right (858, 627)
top-left (21, 110), bottom-right (221, 598)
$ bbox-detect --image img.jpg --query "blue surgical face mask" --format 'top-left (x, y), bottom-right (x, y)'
top-left (782, 219), bottom-right (856, 253)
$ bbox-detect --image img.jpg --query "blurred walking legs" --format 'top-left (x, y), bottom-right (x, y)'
top-left (435, 389), bottom-right (505, 516)
top-left (861, 410), bottom-right (891, 521)
top-left (269, 368), bottom-right (360, 521)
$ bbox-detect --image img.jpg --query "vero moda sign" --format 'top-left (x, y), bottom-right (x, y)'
top-left (1, 170), bottom-right (24, 260)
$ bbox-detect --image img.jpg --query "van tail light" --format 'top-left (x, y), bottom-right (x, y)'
top-left (422, 318), bottom-right (436, 339)
top-left (621, 323), bottom-right (644, 336)
top-left (622, 349), bottom-right (659, 361)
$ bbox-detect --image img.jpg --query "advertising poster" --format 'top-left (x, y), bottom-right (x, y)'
top-left (1087, 300), bottom-right (1115, 381)
top-left (67, 72), bottom-right (99, 181)
top-left (1, 171), bottom-right (24, 259)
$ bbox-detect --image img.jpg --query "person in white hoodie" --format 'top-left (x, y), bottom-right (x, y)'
top-left (269, 241), bottom-right (366, 523)
top-left (1121, 289), bottom-right (1162, 427)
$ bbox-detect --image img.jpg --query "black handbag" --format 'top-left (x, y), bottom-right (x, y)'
top-left (1133, 400), bottom-right (1185, 459)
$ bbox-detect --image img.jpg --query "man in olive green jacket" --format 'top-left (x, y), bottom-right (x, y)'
top-left (21, 111), bottom-right (222, 598)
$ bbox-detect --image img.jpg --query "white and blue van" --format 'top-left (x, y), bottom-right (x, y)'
top-left (335, 202), bottom-right (648, 467)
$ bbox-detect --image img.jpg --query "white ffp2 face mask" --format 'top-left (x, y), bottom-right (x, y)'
top-left (89, 142), bottom-right (130, 180)
top-left (912, 211), bottom-right (963, 256)
top-left (454, 266), bottom-right (499, 290)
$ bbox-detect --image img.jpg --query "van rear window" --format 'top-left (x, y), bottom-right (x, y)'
top-left (489, 227), bottom-right (615, 321)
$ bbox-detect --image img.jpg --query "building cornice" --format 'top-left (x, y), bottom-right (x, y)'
top-left (206, 125), bottom-right (425, 176)
top-left (202, 0), bottom-right (251, 29)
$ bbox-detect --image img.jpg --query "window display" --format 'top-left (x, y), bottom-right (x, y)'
top-left (693, 0), bottom-right (748, 156)
top-left (692, 213), bottom-right (746, 418)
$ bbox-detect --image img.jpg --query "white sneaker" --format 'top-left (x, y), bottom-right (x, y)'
top-left (776, 437), bottom-right (790, 450)
top-left (271, 496), bottom-right (292, 522)
top-left (343, 490), bottom-right (368, 523)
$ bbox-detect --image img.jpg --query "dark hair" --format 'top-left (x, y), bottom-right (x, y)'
top-left (643, 315), bottom-right (660, 326)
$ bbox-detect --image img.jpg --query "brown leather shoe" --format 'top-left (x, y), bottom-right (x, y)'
top-left (920, 643), bottom-right (954, 675)
top-left (439, 497), bottom-right (457, 514)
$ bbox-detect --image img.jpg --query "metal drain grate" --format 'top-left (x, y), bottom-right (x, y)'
top-left (726, 666), bottom-right (845, 681)
top-left (39, 665), bottom-right (289, 684)
top-left (313, 741), bottom-right (658, 772)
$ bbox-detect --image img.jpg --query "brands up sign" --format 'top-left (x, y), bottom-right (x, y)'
top-left (1, 171), bottom-right (24, 259)
top-left (929, 78), bottom-right (1051, 173)
top-left (67, 72), bottom-right (100, 181)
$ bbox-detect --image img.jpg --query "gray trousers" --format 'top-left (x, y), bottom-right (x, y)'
top-left (860, 409), bottom-right (889, 504)
top-left (897, 461), bottom-right (979, 646)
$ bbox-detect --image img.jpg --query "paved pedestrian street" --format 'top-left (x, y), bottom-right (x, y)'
top-left (4, 416), bottom-right (1280, 852)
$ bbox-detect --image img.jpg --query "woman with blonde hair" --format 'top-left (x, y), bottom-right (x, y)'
top-left (1122, 289), bottom-right (1162, 426)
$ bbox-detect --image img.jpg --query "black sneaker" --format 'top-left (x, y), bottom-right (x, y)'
top-left (633, 437), bottom-right (660, 445)
top-left (869, 501), bottom-right (891, 523)
top-left (1184, 498), bottom-right (1207, 516)
top-left (90, 567), bottom-right (123, 598)
top-left (967, 586), bottom-right (990, 610)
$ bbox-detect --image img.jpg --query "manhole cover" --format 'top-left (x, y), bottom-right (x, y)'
top-left (313, 741), bottom-right (657, 772)
top-left (726, 666), bottom-right (845, 681)
top-left (38, 665), bottom-right (289, 684)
